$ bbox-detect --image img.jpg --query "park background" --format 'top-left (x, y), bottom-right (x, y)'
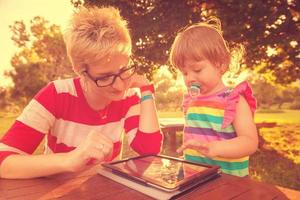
top-left (0, 0), bottom-right (299, 191)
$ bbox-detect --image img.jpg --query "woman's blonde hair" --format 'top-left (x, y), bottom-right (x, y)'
top-left (169, 17), bottom-right (243, 74)
top-left (64, 6), bottom-right (132, 74)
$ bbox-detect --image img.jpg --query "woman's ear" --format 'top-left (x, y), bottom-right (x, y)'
top-left (220, 64), bottom-right (227, 74)
top-left (78, 63), bottom-right (88, 76)
top-left (73, 62), bottom-right (87, 76)
top-left (82, 63), bottom-right (88, 71)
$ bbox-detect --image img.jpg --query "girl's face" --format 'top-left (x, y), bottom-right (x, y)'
top-left (84, 53), bottom-right (134, 101)
top-left (181, 59), bottom-right (225, 95)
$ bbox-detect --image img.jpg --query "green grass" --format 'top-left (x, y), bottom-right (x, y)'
top-left (0, 114), bottom-right (16, 134)
top-left (255, 109), bottom-right (300, 124)
top-left (0, 111), bottom-right (45, 154)
top-left (158, 111), bottom-right (184, 118)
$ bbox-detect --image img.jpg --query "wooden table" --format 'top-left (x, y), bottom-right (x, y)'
top-left (1, 166), bottom-right (298, 200)
top-left (160, 118), bottom-right (185, 152)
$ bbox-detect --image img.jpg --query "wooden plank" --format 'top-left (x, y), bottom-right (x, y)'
top-left (276, 186), bottom-right (300, 200)
top-left (2, 180), bottom-right (58, 200)
top-left (99, 189), bottom-right (152, 200)
top-left (0, 178), bottom-right (49, 191)
top-left (177, 174), bottom-right (232, 199)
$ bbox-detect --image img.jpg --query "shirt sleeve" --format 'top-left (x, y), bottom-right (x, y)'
top-left (222, 81), bottom-right (257, 128)
top-left (0, 82), bottom-right (57, 165)
top-left (123, 91), bottom-right (163, 155)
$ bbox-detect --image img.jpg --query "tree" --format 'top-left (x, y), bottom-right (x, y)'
top-left (211, 0), bottom-right (300, 84)
top-left (152, 66), bottom-right (185, 111)
top-left (75, 0), bottom-right (299, 84)
top-left (274, 89), bottom-right (295, 109)
top-left (251, 78), bottom-right (279, 108)
top-left (0, 87), bottom-right (8, 109)
top-left (6, 17), bottom-right (74, 104)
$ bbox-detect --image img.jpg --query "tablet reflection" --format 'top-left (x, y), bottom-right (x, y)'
top-left (119, 156), bottom-right (205, 189)
top-left (160, 158), bottom-right (184, 185)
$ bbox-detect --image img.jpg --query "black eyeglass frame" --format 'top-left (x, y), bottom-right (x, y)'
top-left (84, 65), bottom-right (137, 87)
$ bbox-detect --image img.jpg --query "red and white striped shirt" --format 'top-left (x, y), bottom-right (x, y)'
top-left (0, 78), bottom-right (162, 165)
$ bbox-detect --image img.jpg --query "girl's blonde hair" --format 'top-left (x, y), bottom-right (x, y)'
top-left (64, 6), bottom-right (132, 74)
top-left (169, 17), bottom-right (243, 74)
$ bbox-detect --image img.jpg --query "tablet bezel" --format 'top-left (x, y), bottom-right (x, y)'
top-left (102, 154), bottom-right (220, 192)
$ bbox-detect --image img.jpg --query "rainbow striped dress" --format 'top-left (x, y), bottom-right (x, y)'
top-left (182, 81), bottom-right (256, 177)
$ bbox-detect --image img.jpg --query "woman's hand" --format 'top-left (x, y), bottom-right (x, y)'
top-left (129, 73), bottom-right (150, 88)
top-left (64, 130), bottom-right (113, 172)
top-left (177, 139), bottom-right (219, 158)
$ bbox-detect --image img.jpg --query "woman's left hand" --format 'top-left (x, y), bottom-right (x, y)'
top-left (176, 139), bottom-right (218, 158)
top-left (129, 73), bottom-right (150, 88)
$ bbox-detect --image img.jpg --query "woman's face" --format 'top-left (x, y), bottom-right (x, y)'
top-left (84, 53), bottom-right (134, 101)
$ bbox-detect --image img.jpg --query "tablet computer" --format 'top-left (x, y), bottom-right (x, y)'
top-left (102, 154), bottom-right (220, 192)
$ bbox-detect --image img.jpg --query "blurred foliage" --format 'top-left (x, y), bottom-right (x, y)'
top-left (260, 124), bottom-right (300, 164)
top-left (290, 101), bottom-right (300, 109)
top-left (250, 124), bottom-right (300, 190)
top-left (153, 66), bottom-right (185, 111)
top-left (251, 78), bottom-right (300, 109)
top-left (6, 17), bottom-right (74, 104)
top-left (250, 149), bottom-right (300, 190)
top-left (76, 0), bottom-right (300, 84)
top-left (0, 87), bottom-right (8, 108)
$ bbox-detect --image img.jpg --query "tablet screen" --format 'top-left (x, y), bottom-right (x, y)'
top-left (103, 155), bottom-right (219, 191)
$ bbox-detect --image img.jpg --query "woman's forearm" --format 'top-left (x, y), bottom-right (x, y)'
top-left (0, 153), bottom-right (70, 179)
top-left (138, 91), bottom-right (160, 133)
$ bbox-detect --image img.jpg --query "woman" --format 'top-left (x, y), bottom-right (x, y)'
top-left (0, 6), bottom-right (162, 179)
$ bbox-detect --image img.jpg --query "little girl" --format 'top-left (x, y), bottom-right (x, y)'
top-left (169, 18), bottom-right (258, 177)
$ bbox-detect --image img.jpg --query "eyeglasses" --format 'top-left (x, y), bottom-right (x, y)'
top-left (84, 64), bottom-right (136, 87)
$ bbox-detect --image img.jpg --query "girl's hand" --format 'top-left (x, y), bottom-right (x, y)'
top-left (64, 130), bottom-right (113, 172)
top-left (129, 73), bottom-right (150, 88)
top-left (176, 139), bottom-right (218, 158)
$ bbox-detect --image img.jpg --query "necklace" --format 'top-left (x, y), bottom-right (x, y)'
top-left (99, 105), bottom-right (109, 120)
top-left (82, 83), bottom-right (110, 119)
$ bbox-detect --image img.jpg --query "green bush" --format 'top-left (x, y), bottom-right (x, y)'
top-left (289, 101), bottom-right (300, 110)
top-left (250, 149), bottom-right (300, 190)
